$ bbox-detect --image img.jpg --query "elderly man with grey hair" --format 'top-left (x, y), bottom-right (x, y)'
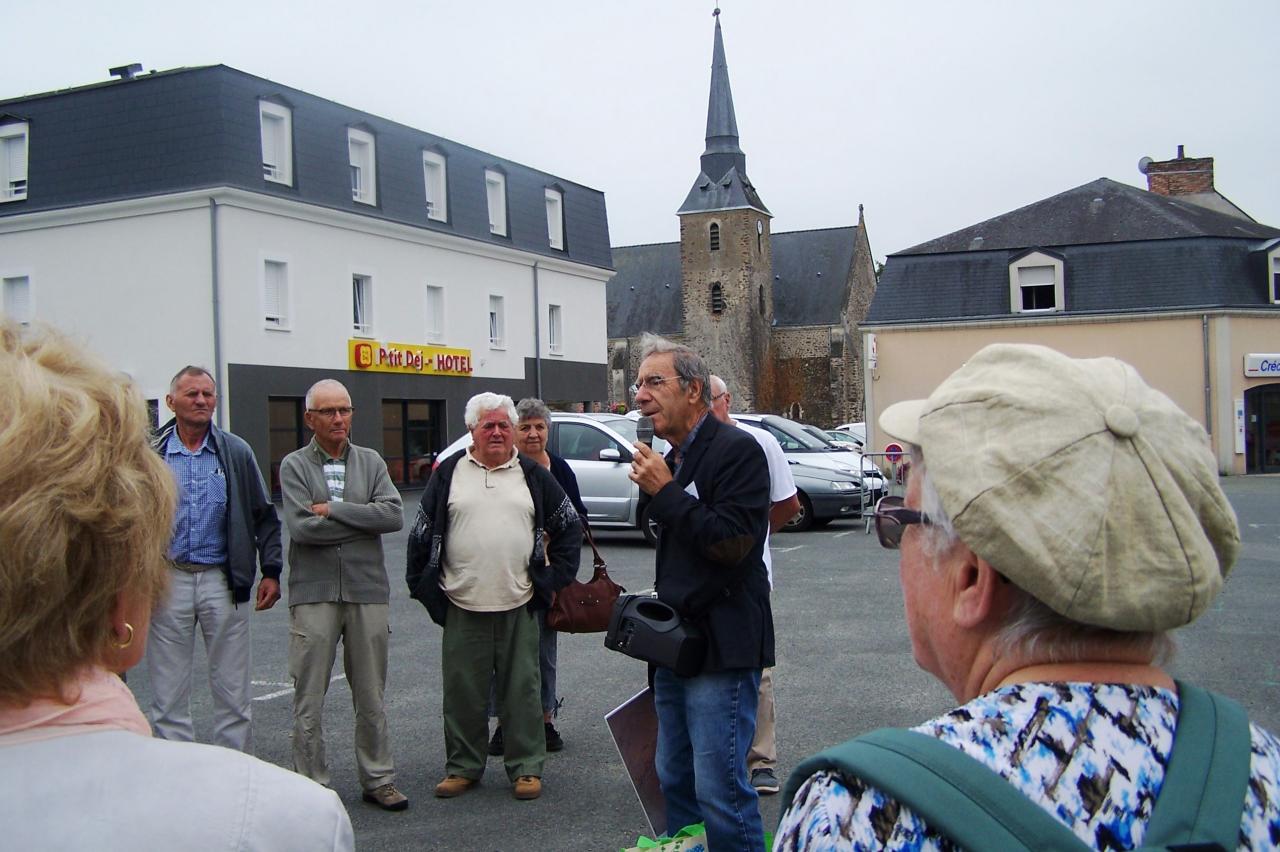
top-left (279, 378), bottom-right (407, 811)
top-left (407, 392), bottom-right (580, 801)
top-left (777, 343), bottom-right (1280, 849)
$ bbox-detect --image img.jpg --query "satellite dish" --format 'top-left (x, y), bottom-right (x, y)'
top-left (1138, 156), bottom-right (1154, 175)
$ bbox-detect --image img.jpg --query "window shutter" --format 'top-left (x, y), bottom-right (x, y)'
top-left (4, 277), bottom-right (31, 323)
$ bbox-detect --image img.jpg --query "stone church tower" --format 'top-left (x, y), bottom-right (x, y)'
top-left (677, 10), bottom-right (774, 411)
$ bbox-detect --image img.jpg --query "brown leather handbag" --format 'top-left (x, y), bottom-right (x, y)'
top-left (546, 524), bottom-right (625, 633)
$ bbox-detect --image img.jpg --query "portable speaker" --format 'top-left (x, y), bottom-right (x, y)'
top-left (604, 594), bottom-right (707, 678)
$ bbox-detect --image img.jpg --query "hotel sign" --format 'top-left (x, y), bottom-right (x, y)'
top-left (348, 340), bottom-right (474, 376)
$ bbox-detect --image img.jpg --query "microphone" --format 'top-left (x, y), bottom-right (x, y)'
top-left (636, 415), bottom-right (654, 449)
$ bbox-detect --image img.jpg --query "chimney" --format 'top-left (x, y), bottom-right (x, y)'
top-left (1142, 145), bottom-right (1215, 196)
top-left (108, 63), bottom-right (143, 81)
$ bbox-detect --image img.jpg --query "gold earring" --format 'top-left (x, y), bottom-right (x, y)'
top-left (111, 622), bottom-right (134, 650)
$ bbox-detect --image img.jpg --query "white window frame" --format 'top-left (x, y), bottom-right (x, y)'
top-left (261, 257), bottom-right (291, 330)
top-left (0, 122), bottom-right (29, 203)
top-left (259, 101), bottom-right (292, 186)
top-left (425, 284), bottom-right (445, 343)
top-left (2, 274), bottom-right (32, 324)
top-left (548, 303), bottom-right (563, 355)
top-left (348, 128), bottom-right (377, 205)
top-left (488, 294), bottom-right (505, 349)
top-left (1269, 247), bottom-right (1280, 304)
top-left (352, 273), bottom-right (374, 337)
top-left (1008, 251), bottom-right (1064, 314)
top-left (485, 169), bottom-right (507, 236)
top-left (545, 188), bottom-right (564, 250)
top-left (423, 151), bottom-right (448, 222)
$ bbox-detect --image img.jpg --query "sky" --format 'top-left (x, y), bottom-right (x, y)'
top-left (6, 0), bottom-right (1279, 262)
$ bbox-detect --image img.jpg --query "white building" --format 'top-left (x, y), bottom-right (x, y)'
top-left (0, 64), bottom-right (613, 490)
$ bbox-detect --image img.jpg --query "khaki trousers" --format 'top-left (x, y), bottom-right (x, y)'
top-left (289, 601), bottom-right (395, 791)
top-left (748, 666), bottom-right (777, 771)
top-left (442, 602), bottom-right (545, 781)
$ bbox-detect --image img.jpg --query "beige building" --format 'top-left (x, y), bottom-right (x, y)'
top-left (864, 149), bottom-right (1280, 475)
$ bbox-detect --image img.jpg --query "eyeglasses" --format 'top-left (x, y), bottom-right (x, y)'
top-left (308, 406), bottom-right (354, 419)
top-left (873, 495), bottom-right (933, 549)
top-left (710, 392), bottom-right (728, 403)
top-left (629, 375), bottom-right (676, 396)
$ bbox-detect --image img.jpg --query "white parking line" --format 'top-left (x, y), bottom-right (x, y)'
top-left (833, 530), bottom-right (861, 539)
top-left (772, 545), bottom-right (806, 553)
top-left (253, 673), bottom-right (346, 702)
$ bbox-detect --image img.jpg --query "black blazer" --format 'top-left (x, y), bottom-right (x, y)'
top-left (648, 414), bottom-right (774, 672)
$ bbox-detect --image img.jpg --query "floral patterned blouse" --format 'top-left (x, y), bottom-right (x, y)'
top-left (775, 683), bottom-right (1280, 851)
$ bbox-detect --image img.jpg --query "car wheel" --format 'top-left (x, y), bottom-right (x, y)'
top-left (784, 493), bottom-right (814, 532)
top-left (639, 503), bottom-right (659, 547)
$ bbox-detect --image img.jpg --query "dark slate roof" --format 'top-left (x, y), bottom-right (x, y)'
top-left (608, 226), bottom-right (858, 338)
top-left (869, 237), bottom-right (1280, 325)
top-left (677, 12), bottom-right (768, 217)
top-left (897, 178), bottom-right (1280, 256)
top-left (0, 66), bottom-right (613, 270)
top-left (678, 166), bottom-right (769, 216)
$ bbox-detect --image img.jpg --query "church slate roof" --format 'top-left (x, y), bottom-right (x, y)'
top-left (868, 179), bottom-right (1280, 326)
top-left (608, 226), bottom-right (859, 339)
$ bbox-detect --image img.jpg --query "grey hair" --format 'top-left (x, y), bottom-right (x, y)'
top-left (907, 445), bottom-right (1173, 666)
top-left (516, 397), bottom-right (551, 424)
top-left (638, 332), bottom-right (711, 406)
top-left (709, 374), bottom-right (728, 396)
top-left (304, 379), bottom-right (350, 410)
top-left (168, 366), bottom-right (215, 395)
top-left (465, 392), bottom-right (517, 429)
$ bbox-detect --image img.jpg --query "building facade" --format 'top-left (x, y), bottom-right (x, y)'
top-left (606, 13), bottom-right (877, 426)
top-left (864, 149), bottom-right (1280, 475)
top-left (0, 65), bottom-right (612, 490)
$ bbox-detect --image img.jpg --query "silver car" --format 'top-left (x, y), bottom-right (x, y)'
top-left (434, 412), bottom-right (669, 545)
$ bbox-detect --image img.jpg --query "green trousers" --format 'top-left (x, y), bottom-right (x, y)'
top-left (442, 602), bottom-right (545, 781)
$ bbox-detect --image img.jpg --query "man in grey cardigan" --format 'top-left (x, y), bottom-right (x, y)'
top-left (280, 379), bottom-right (408, 811)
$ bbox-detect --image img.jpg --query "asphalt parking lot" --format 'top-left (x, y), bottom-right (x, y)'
top-left (123, 476), bottom-right (1280, 851)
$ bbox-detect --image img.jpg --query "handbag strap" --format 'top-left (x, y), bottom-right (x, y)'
top-left (580, 520), bottom-right (607, 571)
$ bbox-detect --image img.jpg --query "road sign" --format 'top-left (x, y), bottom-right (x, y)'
top-left (885, 442), bottom-right (903, 464)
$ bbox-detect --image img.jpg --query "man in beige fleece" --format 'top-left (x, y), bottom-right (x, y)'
top-left (279, 379), bottom-right (407, 811)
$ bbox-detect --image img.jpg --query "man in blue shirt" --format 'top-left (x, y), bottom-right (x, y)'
top-left (147, 366), bottom-right (283, 752)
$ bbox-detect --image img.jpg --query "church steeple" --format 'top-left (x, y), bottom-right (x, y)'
top-left (678, 7), bottom-right (769, 216)
top-left (701, 8), bottom-right (745, 181)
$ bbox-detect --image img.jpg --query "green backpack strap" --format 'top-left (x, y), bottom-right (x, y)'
top-left (780, 727), bottom-right (1086, 851)
top-left (1141, 680), bottom-right (1251, 850)
top-left (779, 683), bottom-right (1253, 852)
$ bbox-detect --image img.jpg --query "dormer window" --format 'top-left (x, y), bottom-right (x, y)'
top-left (259, 101), bottom-right (292, 185)
top-left (1008, 249), bottom-right (1065, 314)
top-left (0, 122), bottom-right (29, 202)
top-left (422, 150), bottom-right (447, 222)
top-left (348, 128), bottom-right (377, 205)
top-left (485, 169), bottom-right (507, 236)
top-left (709, 223), bottom-right (721, 251)
top-left (1270, 247), bottom-right (1280, 304)
top-left (545, 187), bottom-right (564, 250)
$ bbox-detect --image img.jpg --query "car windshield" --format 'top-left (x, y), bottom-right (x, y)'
top-left (769, 417), bottom-right (834, 450)
top-left (583, 416), bottom-right (670, 453)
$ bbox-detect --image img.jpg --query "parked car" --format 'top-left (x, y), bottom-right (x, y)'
top-left (732, 414), bottom-right (886, 502)
top-left (434, 412), bottom-right (669, 545)
top-left (834, 422), bottom-right (867, 447)
top-left (822, 429), bottom-right (863, 449)
top-left (785, 461), bottom-right (870, 531)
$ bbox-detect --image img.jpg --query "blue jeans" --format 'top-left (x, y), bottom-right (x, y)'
top-left (654, 667), bottom-right (763, 851)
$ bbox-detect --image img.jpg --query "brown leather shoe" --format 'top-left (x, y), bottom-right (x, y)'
top-left (513, 775), bottom-right (541, 800)
top-left (362, 783), bottom-right (409, 811)
top-left (434, 775), bottom-right (478, 798)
